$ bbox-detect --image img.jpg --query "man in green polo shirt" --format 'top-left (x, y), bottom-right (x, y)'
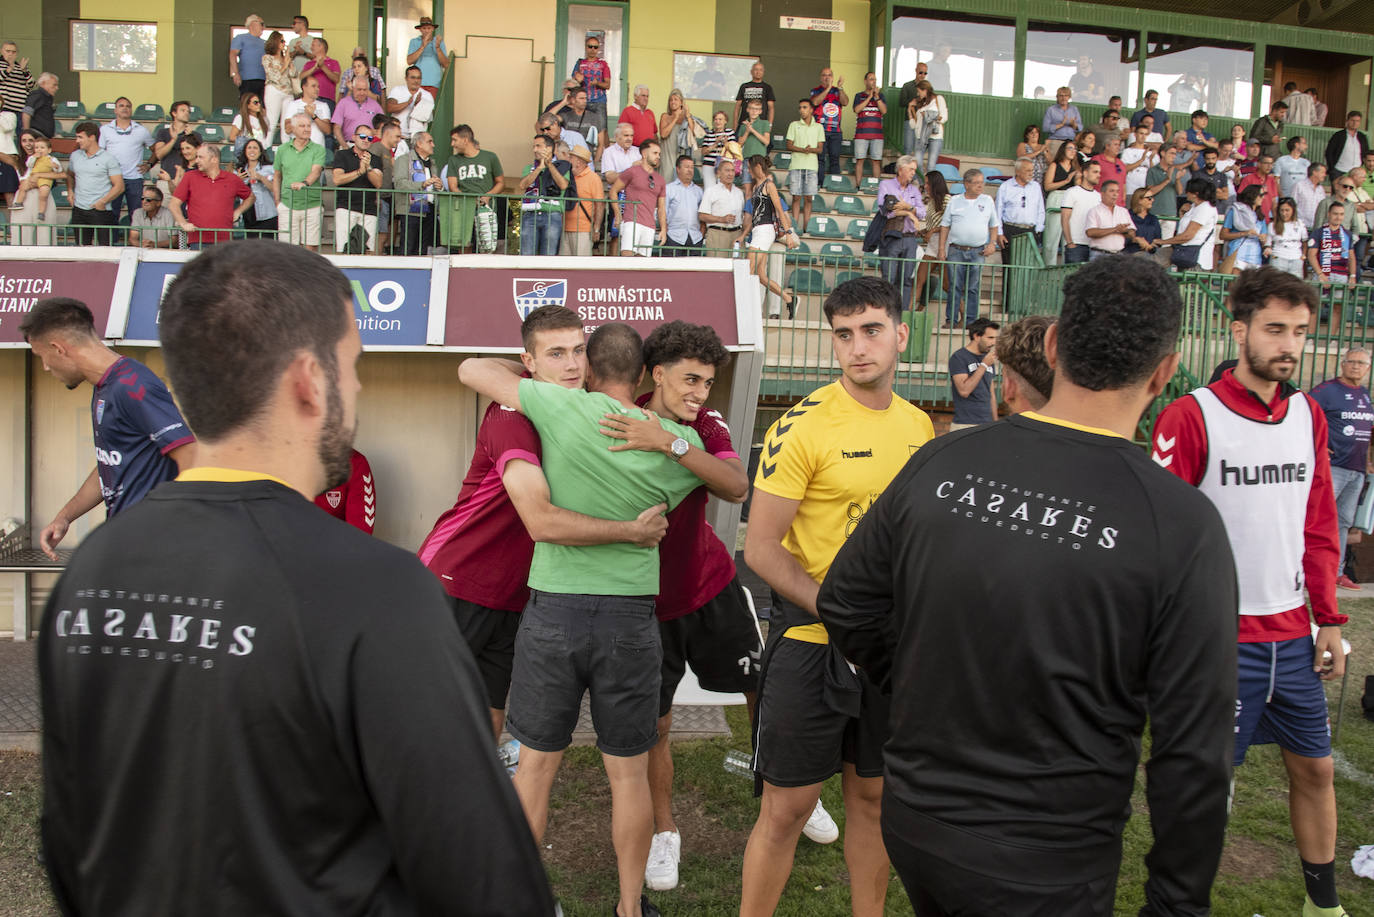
top-left (442, 123), bottom-right (504, 252)
top-left (273, 113), bottom-right (327, 250)
top-left (459, 324), bottom-right (708, 917)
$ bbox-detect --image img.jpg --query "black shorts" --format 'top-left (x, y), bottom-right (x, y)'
top-left (658, 576), bottom-right (762, 717)
top-left (753, 621), bottom-right (888, 790)
top-left (448, 596), bottom-right (520, 710)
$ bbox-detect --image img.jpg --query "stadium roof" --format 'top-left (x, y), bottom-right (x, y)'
top-left (1074, 0), bottom-right (1369, 36)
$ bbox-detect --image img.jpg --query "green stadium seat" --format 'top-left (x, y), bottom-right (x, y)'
top-left (810, 195), bottom-right (831, 214)
top-left (859, 176), bottom-right (881, 194)
top-left (55, 100), bottom-right (86, 119)
top-left (208, 107), bottom-right (236, 124)
top-left (219, 145), bottom-right (237, 163)
top-left (198, 124), bottom-right (227, 143)
top-left (58, 123), bottom-right (78, 138)
top-left (817, 242), bottom-right (860, 267)
top-left (135, 103), bottom-right (165, 121)
top-left (51, 183), bottom-right (70, 207)
top-left (823, 174), bottom-right (856, 193)
top-left (770, 135), bottom-right (787, 151)
top-left (187, 105), bottom-right (205, 122)
top-left (846, 218), bottom-right (871, 241)
top-left (834, 270), bottom-right (870, 288)
top-left (784, 239), bottom-right (814, 265)
top-left (833, 194), bottom-right (868, 216)
top-left (839, 139), bottom-right (854, 157)
top-left (786, 268), bottom-right (829, 294)
top-left (93, 102), bottom-right (117, 120)
top-left (806, 216), bottom-right (843, 239)
top-left (772, 151), bottom-right (791, 170)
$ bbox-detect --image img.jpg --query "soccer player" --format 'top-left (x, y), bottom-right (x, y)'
top-left (419, 305), bottom-right (669, 740)
top-left (38, 240), bottom-right (556, 914)
top-left (819, 256), bottom-right (1237, 915)
top-left (21, 298), bottom-right (195, 560)
top-left (314, 448), bottom-right (376, 533)
top-left (595, 321), bottom-right (756, 891)
top-left (1152, 265), bottom-right (1349, 917)
top-left (740, 277), bottom-right (935, 917)
top-left (459, 324), bottom-right (711, 917)
top-left (995, 314), bottom-right (1055, 414)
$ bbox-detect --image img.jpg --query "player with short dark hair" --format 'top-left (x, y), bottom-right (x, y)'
top-left (39, 240), bottom-right (557, 916)
top-left (21, 297), bottom-right (195, 559)
top-left (1152, 264), bottom-right (1347, 917)
top-left (820, 254), bottom-right (1237, 915)
top-left (996, 314), bottom-right (1054, 412)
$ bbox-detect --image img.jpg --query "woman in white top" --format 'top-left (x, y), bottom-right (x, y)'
top-left (1159, 177), bottom-right (1219, 271)
top-left (261, 32), bottom-right (298, 141)
top-left (1268, 196), bottom-right (1308, 278)
top-left (906, 80), bottom-right (947, 176)
top-left (230, 93), bottom-right (274, 154)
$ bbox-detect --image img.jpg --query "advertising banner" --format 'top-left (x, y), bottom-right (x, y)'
top-left (445, 266), bottom-right (741, 348)
top-left (0, 261), bottom-right (120, 345)
top-left (124, 261), bottom-right (432, 347)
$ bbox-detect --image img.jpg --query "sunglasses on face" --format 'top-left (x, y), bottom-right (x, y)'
top-left (586, 43), bottom-right (599, 49)
top-left (356, 133), bottom-right (374, 141)
top-left (142, 197), bottom-right (158, 203)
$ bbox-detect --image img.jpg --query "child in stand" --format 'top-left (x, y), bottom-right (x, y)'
top-left (13, 134), bottom-right (61, 219)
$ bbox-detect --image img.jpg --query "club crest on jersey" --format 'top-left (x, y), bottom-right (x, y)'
top-left (96, 399), bottom-right (105, 424)
top-left (513, 279), bottom-right (568, 319)
top-left (324, 491), bottom-right (342, 509)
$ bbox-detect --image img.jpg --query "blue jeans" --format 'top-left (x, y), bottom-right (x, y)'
top-left (913, 138), bottom-right (943, 176)
top-left (821, 131), bottom-right (843, 177)
top-left (111, 177), bottom-right (143, 227)
top-left (881, 234), bottom-right (922, 309)
top-left (1064, 244), bottom-right (1091, 264)
top-left (903, 123), bottom-right (916, 156)
top-left (520, 209), bottom-right (563, 256)
top-left (946, 245), bottom-right (985, 325)
top-left (1332, 466), bottom-right (1365, 573)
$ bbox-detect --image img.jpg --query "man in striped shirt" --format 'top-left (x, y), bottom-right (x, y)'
top-left (0, 40), bottom-right (34, 117)
top-left (851, 72), bottom-right (885, 191)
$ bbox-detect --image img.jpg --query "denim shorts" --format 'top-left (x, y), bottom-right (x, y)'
top-left (853, 138), bottom-right (884, 161)
top-left (506, 590), bottom-right (662, 757)
top-left (788, 169), bottom-right (818, 196)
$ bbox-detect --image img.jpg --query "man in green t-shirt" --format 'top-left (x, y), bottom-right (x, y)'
top-left (273, 113), bottom-right (327, 250)
top-left (442, 124), bottom-right (504, 252)
top-left (459, 324), bottom-right (710, 917)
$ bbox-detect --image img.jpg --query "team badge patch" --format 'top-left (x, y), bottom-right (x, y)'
top-left (325, 491), bottom-right (342, 509)
top-left (96, 399), bottom-right (105, 424)
top-left (513, 279), bottom-right (568, 319)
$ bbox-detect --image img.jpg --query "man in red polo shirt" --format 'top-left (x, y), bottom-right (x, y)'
top-left (170, 143), bottom-right (253, 247)
top-left (618, 84), bottom-right (657, 146)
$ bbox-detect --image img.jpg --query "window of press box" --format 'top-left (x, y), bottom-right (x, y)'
top-left (70, 21), bottom-right (158, 73)
top-left (1023, 25), bottom-right (1139, 108)
top-left (889, 12), bottom-right (1016, 97)
top-left (1144, 36), bottom-right (1255, 121)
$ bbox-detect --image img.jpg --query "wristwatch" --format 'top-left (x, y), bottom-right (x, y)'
top-left (669, 438), bottom-right (690, 461)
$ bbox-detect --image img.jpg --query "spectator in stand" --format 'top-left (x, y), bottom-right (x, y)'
top-left (699, 155), bottom-right (745, 254)
top-left (852, 72), bottom-right (885, 190)
top-left (407, 16), bottom-right (448, 98)
top-left (1182, 110), bottom-right (1218, 167)
top-left (1325, 110), bottom-right (1370, 181)
top-left (282, 74), bottom-right (332, 147)
top-left (1074, 129), bottom-right (1097, 170)
top-left (1158, 178), bottom-right (1219, 271)
top-left (1276, 135), bottom-right (1311, 199)
top-left (1312, 352), bottom-right (1373, 589)
top-left (899, 62), bottom-right (930, 155)
top-left (547, 86), bottom-right (600, 157)
top-left (1308, 201), bottom-right (1354, 287)
top-left (1068, 55), bottom-right (1104, 102)
top-left (1291, 160), bottom-right (1324, 228)
top-left (909, 80), bottom-right (947, 177)
top-left (331, 122), bottom-right (384, 253)
top-left (150, 102), bottom-right (196, 195)
top-left (517, 133), bottom-right (569, 256)
top-left (561, 144), bottom-right (603, 256)
top-left (915, 171), bottom-right (950, 305)
top-left (809, 68), bottom-right (848, 178)
top-left (600, 122), bottom-right (640, 186)
top-left (1124, 188), bottom-right (1163, 260)
top-left (1089, 110), bottom-right (1124, 154)
top-left (229, 14), bottom-right (267, 99)
top-left (1196, 149), bottom-right (1232, 216)
top-left (663, 154), bottom-right (704, 256)
top-left (1167, 130), bottom-right (1195, 172)
top-left (1219, 184), bottom-right (1269, 273)
top-left (1130, 90), bottom-right (1170, 139)
top-left (1041, 139), bottom-right (1078, 265)
top-left (286, 15), bottom-right (312, 72)
top-left (9, 129), bottom-right (59, 244)
top-left (1309, 88), bottom-right (1329, 128)
top-left (1092, 134), bottom-right (1127, 191)
top-left (0, 41), bottom-right (34, 117)
top-left (129, 185), bottom-right (176, 249)
top-left (1250, 100), bottom-right (1287, 161)
top-left (699, 110), bottom-right (733, 188)
top-left (1348, 166), bottom-right (1374, 276)
top-left (235, 138), bottom-right (277, 239)
top-left (21, 71), bottom-right (56, 139)
top-left (169, 143), bottom-right (253, 248)
top-left (741, 154), bottom-right (796, 317)
top-left (877, 154), bottom-right (927, 309)
top-left (657, 89), bottom-right (695, 181)
top-left (1018, 124), bottom-right (1049, 184)
top-left (348, 55), bottom-right (385, 106)
top-left (274, 113), bottom-right (326, 250)
top-left (620, 84), bottom-right (656, 147)
top-left (1313, 176), bottom-right (1364, 280)
top-left (1085, 179), bottom-right (1135, 260)
top-left (1060, 160), bottom-right (1103, 265)
top-left (1280, 81), bottom-right (1316, 126)
top-left (938, 169), bottom-right (1001, 328)
top-left (1235, 152), bottom-right (1278, 221)
top-left (572, 34), bottom-right (612, 141)
top-left (609, 138), bottom-right (667, 258)
top-left (1, 114), bottom-right (23, 209)
top-left (161, 133), bottom-right (203, 198)
top-left (734, 60), bottom-right (776, 128)
top-left (66, 122), bottom-right (123, 245)
top-left (736, 98), bottom-right (770, 196)
top-left (301, 37), bottom-right (341, 102)
top-left (1228, 123), bottom-right (1249, 154)
top-left (442, 124), bottom-right (502, 253)
top-left (390, 130), bottom-right (441, 255)
top-left (785, 98), bottom-right (824, 237)
top-left (371, 118), bottom-right (402, 253)
top-left (1120, 124), bottom-right (1157, 198)
top-left (386, 66), bottom-right (435, 142)
top-left (11, 131), bottom-right (58, 214)
top-left (97, 97), bottom-right (155, 226)
top-left (538, 110), bottom-right (588, 175)
top-left (1042, 87), bottom-right (1082, 157)
top-left (1269, 197), bottom-right (1307, 277)
top-left (996, 157), bottom-right (1044, 277)
top-left (262, 32), bottom-right (297, 144)
top-left (1234, 138), bottom-right (1262, 185)
top-left (1144, 147), bottom-right (1185, 243)
top-left (332, 76), bottom-right (384, 151)
top-left (230, 93), bottom-right (274, 154)
top-left (314, 449), bottom-right (377, 533)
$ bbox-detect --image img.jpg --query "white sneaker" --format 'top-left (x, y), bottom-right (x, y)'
top-left (644, 830), bottom-right (681, 891)
top-left (802, 799), bottom-right (839, 844)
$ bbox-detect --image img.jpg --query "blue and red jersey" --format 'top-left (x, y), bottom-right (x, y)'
top-left (92, 356), bottom-right (194, 515)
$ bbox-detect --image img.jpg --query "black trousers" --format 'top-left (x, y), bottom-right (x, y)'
top-left (659, 235), bottom-right (703, 256)
top-left (397, 211), bottom-right (439, 255)
top-left (70, 207), bottom-right (117, 245)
